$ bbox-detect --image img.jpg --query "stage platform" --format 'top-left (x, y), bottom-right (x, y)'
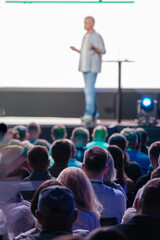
top-left (0, 116), bottom-right (160, 144)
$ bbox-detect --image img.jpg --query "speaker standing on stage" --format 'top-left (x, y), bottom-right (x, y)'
top-left (70, 16), bottom-right (106, 124)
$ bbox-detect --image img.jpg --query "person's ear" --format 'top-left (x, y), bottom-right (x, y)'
top-left (134, 198), bottom-right (139, 211)
top-left (27, 161), bottom-right (33, 172)
top-left (82, 163), bottom-right (85, 172)
top-left (104, 165), bottom-right (108, 174)
top-left (35, 210), bottom-right (43, 224)
top-left (72, 209), bottom-right (78, 223)
top-left (74, 149), bottom-right (77, 156)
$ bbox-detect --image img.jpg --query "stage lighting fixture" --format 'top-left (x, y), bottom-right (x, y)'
top-left (137, 97), bottom-right (158, 126)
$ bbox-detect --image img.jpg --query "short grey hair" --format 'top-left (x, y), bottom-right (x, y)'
top-left (85, 16), bottom-right (95, 25)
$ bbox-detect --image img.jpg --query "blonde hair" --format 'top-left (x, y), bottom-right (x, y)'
top-left (57, 167), bottom-right (103, 219)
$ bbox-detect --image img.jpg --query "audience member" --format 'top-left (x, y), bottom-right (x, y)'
top-left (15, 179), bottom-right (63, 240)
top-left (50, 124), bottom-right (67, 142)
top-left (86, 125), bottom-right (109, 149)
top-left (20, 146), bottom-right (53, 201)
top-left (27, 122), bottom-right (41, 144)
top-left (26, 186), bottom-right (78, 239)
top-left (108, 133), bottom-right (141, 183)
top-left (7, 203), bottom-right (35, 239)
top-left (0, 145), bottom-right (25, 180)
top-left (0, 122), bottom-right (7, 139)
top-left (34, 139), bottom-right (51, 151)
top-left (14, 125), bottom-right (29, 141)
top-left (67, 140), bottom-right (82, 169)
top-left (82, 146), bottom-right (126, 225)
top-left (8, 139), bottom-right (34, 171)
top-left (120, 127), bottom-right (150, 175)
top-left (49, 139), bottom-right (72, 177)
top-left (102, 149), bottom-right (126, 199)
top-left (24, 146), bottom-right (52, 181)
top-left (71, 127), bottom-right (89, 163)
top-left (134, 141), bottom-right (160, 193)
top-left (57, 167), bottom-right (102, 232)
top-left (104, 178), bottom-right (160, 240)
top-left (4, 128), bottom-right (20, 141)
top-left (136, 127), bottom-right (149, 155)
top-left (107, 145), bottom-right (134, 207)
top-left (0, 123), bottom-right (8, 150)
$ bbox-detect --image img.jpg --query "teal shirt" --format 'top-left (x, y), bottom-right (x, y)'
top-left (86, 140), bottom-right (109, 149)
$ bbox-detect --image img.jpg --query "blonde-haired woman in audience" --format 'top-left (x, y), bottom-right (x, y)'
top-left (57, 167), bottom-right (103, 232)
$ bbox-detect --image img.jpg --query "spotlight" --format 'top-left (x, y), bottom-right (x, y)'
top-left (141, 97), bottom-right (153, 112)
top-left (137, 97), bottom-right (158, 126)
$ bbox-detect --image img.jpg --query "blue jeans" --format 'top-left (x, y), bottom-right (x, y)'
top-left (83, 72), bottom-right (99, 118)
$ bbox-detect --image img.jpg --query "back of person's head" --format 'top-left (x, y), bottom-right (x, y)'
top-left (51, 124), bottom-right (67, 141)
top-left (0, 123), bottom-right (8, 140)
top-left (138, 178), bottom-right (160, 218)
top-left (87, 226), bottom-right (128, 240)
top-left (120, 128), bottom-right (137, 149)
top-left (36, 185), bottom-right (75, 230)
top-left (92, 125), bottom-right (108, 141)
top-left (136, 127), bottom-right (148, 146)
top-left (27, 122), bottom-right (41, 139)
top-left (57, 167), bottom-right (102, 219)
top-left (71, 127), bottom-right (89, 147)
top-left (27, 145), bottom-right (49, 171)
top-left (108, 133), bottom-right (128, 151)
top-left (148, 141), bottom-right (160, 161)
top-left (4, 128), bottom-right (20, 140)
top-left (51, 139), bottom-right (72, 163)
top-left (34, 139), bottom-right (51, 151)
top-left (13, 125), bottom-right (28, 141)
top-left (107, 145), bottom-right (124, 170)
top-left (83, 146), bottom-right (108, 174)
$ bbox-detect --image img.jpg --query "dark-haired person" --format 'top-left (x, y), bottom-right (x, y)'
top-left (102, 178), bottom-right (160, 240)
top-left (27, 122), bottom-right (41, 144)
top-left (21, 146), bottom-right (53, 201)
top-left (108, 133), bottom-right (141, 183)
top-left (71, 127), bottom-right (89, 163)
top-left (134, 141), bottom-right (160, 194)
top-left (14, 125), bottom-right (29, 141)
top-left (49, 139), bottom-right (72, 178)
top-left (120, 128), bottom-right (150, 176)
top-left (107, 145), bottom-right (134, 207)
top-left (24, 146), bottom-right (52, 182)
top-left (82, 146), bottom-right (126, 225)
top-left (50, 124), bottom-right (67, 142)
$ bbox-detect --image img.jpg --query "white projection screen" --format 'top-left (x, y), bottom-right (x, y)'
top-left (0, 0), bottom-right (160, 89)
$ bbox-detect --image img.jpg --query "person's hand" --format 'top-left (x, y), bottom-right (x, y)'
top-left (90, 44), bottom-right (95, 50)
top-left (70, 46), bottom-right (77, 51)
top-left (70, 46), bottom-right (80, 53)
top-left (90, 44), bottom-right (102, 54)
